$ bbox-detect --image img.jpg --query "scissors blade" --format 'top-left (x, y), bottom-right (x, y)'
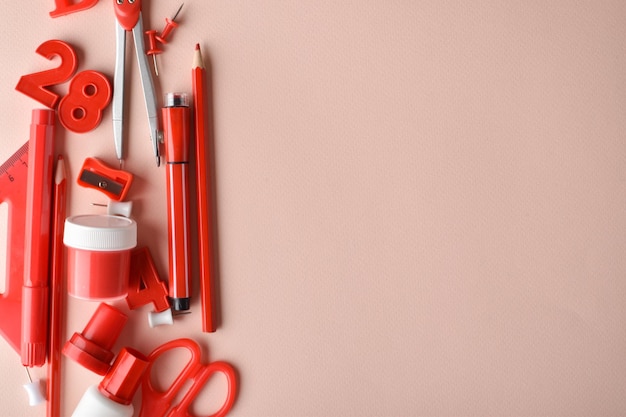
top-left (132, 13), bottom-right (161, 166)
top-left (113, 19), bottom-right (126, 162)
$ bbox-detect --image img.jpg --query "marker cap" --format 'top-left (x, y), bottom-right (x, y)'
top-left (63, 303), bottom-right (128, 375)
top-left (99, 347), bottom-right (149, 405)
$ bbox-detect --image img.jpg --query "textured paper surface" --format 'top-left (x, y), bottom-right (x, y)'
top-left (1, 1), bottom-right (626, 415)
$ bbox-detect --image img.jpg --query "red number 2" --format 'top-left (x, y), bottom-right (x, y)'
top-left (50, 0), bottom-right (99, 18)
top-left (58, 71), bottom-right (112, 133)
top-left (15, 40), bottom-right (77, 109)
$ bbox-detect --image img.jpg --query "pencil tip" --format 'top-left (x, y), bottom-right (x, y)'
top-left (193, 44), bottom-right (205, 69)
top-left (55, 156), bottom-right (66, 184)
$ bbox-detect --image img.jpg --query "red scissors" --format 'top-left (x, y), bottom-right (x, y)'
top-left (139, 338), bottom-right (237, 417)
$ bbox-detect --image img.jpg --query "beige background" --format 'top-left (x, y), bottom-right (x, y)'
top-left (1, 1), bottom-right (626, 415)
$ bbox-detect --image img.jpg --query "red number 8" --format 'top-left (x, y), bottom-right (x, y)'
top-left (58, 70), bottom-right (112, 133)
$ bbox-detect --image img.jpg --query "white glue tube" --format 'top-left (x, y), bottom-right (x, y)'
top-left (72, 347), bottom-right (148, 417)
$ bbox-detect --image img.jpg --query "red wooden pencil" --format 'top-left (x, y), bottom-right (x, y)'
top-left (193, 44), bottom-right (216, 332)
top-left (47, 156), bottom-right (66, 417)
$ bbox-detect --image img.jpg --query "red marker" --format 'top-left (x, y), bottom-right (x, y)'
top-left (162, 93), bottom-right (192, 311)
top-left (22, 109), bottom-right (55, 367)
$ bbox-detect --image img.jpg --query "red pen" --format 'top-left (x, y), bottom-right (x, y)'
top-left (163, 93), bottom-right (192, 311)
top-left (22, 108), bottom-right (55, 367)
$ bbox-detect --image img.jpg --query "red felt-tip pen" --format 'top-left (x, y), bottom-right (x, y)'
top-left (163, 93), bottom-right (192, 311)
top-left (22, 109), bottom-right (55, 367)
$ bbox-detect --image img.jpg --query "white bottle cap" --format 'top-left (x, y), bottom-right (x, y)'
top-left (23, 380), bottom-right (45, 406)
top-left (148, 309), bottom-right (174, 327)
top-left (64, 215), bottom-right (137, 251)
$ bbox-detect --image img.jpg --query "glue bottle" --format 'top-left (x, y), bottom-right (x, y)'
top-left (71, 347), bottom-right (148, 417)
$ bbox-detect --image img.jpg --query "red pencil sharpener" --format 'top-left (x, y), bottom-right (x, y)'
top-left (77, 157), bottom-right (133, 201)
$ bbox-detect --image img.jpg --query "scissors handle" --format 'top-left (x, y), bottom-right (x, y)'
top-left (139, 339), bottom-right (237, 417)
top-left (139, 339), bottom-right (202, 417)
top-left (171, 361), bottom-right (237, 417)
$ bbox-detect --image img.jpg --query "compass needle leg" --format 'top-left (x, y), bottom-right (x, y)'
top-left (113, 21), bottom-right (126, 164)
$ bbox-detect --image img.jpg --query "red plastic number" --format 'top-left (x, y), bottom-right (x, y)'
top-left (50, 0), bottom-right (99, 18)
top-left (126, 247), bottom-right (170, 313)
top-left (58, 70), bottom-right (112, 133)
top-left (15, 40), bottom-right (77, 109)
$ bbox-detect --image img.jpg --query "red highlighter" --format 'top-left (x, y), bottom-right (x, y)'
top-left (22, 109), bottom-right (55, 367)
top-left (162, 93), bottom-right (192, 311)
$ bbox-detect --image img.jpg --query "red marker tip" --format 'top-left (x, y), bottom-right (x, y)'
top-left (195, 43), bottom-right (200, 50)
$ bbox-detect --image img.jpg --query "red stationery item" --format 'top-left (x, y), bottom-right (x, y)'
top-left (77, 157), bottom-right (134, 201)
top-left (99, 347), bottom-right (149, 406)
top-left (50, 0), bottom-right (98, 18)
top-left (0, 141), bottom-right (28, 355)
top-left (126, 247), bottom-right (170, 313)
top-left (72, 347), bottom-right (149, 416)
top-left (156, 4), bottom-right (184, 44)
top-left (139, 338), bottom-right (237, 417)
top-left (47, 156), bottom-right (67, 417)
top-left (114, 0), bottom-right (142, 30)
top-left (145, 29), bottom-right (163, 75)
top-left (63, 303), bottom-right (128, 375)
top-left (57, 70), bottom-right (112, 133)
top-left (15, 40), bottom-right (77, 109)
top-left (156, 18), bottom-right (179, 44)
top-left (193, 44), bottom-right (216, 332)
top-left (21, 108), bottom-right (56, 367)
top-left (112, 0), bottom-right (160, 166)
top-left (64, 214), bottom-right (137, 301)
top-left (162, 93), bottom-right (192, 311)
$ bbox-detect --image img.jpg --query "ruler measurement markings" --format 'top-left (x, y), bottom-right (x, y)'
top-left (0, 142), bottom-right (28, 183)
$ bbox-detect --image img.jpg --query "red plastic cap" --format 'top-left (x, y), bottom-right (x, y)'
top-left (31, 109), bottom-right (55, 126)
top-left (113, 0), bottom-right (142, 31)
top-left (99, 347), bottom-right (149, 405)
top-left (62, 303), bottom-right (128, 375)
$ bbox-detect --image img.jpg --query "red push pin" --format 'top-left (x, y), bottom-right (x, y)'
top-left (22, 367), bottom-right (45, 406)
top-left (156, 4), bottom-right (184, 44)
top-left (145, 30), bottom-right (163, 76)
